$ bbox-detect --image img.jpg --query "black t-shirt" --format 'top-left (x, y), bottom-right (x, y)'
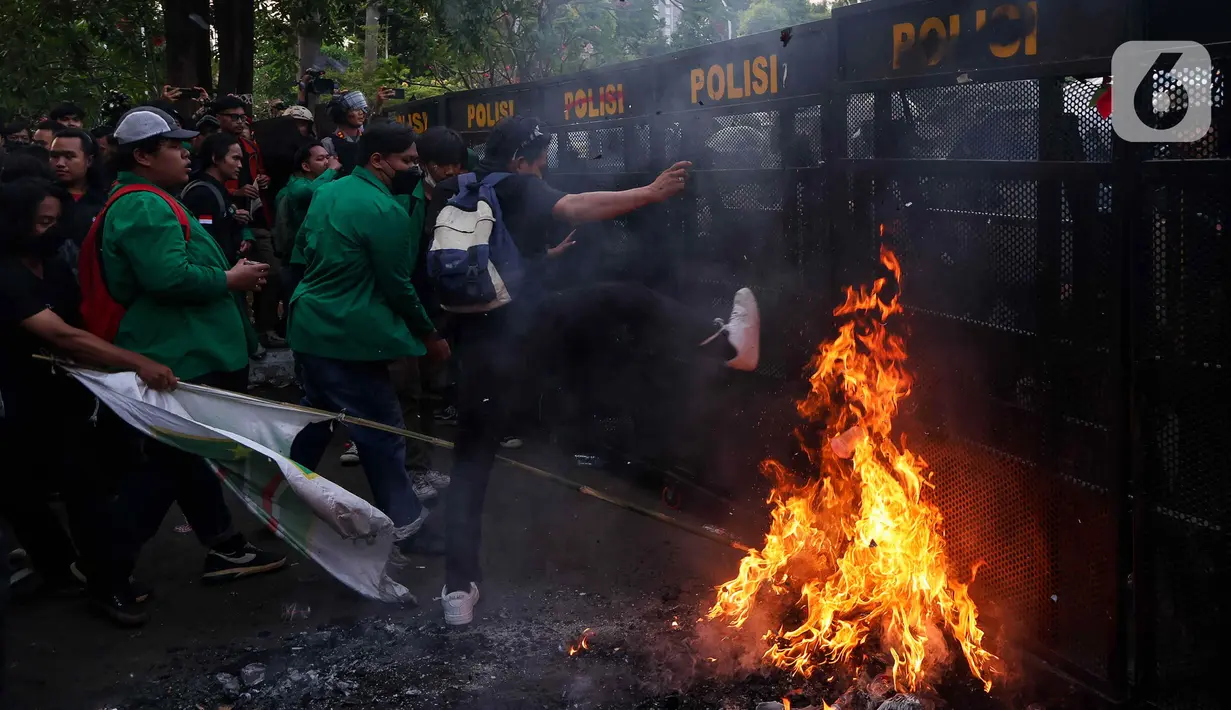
top-left (0, 257), bottom-right (91, 419)
top-left (55, 189), bottom-right (107, 278)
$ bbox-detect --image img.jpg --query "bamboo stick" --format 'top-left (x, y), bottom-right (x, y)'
top-left (33, 355), bottom-right (755, 554)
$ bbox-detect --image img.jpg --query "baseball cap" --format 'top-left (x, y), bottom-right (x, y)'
top-left (114, 106), bottom-right (198, 145)
top-left (485, 115), bottom-right (545, 164)
top-left (282, 105), bottom-right (315, 122)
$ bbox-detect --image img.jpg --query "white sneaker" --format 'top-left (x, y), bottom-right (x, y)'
top-left (723, 288), bottom-right (760, 371)
top-left (442, 582), bottom-right (481, 625)
top-left (339, 441), bottom-right (360, 466)
top-left (412, 474), bottom-right (438, 501)
top-left (499, 435), bottom-right (523, 449)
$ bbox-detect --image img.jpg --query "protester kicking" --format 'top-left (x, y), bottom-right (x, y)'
top-left (80, 107), bottom-right (286, 618)
top-left (287, 123), bottom-right (450, 562)
top-left (425, 115), bottom-right (759, 625)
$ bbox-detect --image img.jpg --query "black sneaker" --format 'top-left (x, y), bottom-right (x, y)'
top-left (434, 405), bottom-right (459, 426)
top-left (202, 543), bottom-right (287, 584)
top-left (71, 562), bottom-right (152, 603)
top-left (396, 527), bottom-right (445, 557)
top-left (88, 585), bottom-right (149, 627)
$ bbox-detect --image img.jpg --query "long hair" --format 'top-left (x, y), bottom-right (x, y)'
top-left (0, 177), bottom-right (58, 256)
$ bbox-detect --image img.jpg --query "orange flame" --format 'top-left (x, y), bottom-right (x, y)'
top-left (708, 246), bottom-right (996, 693)
top-left (567, 628), bottom-right (594, 656)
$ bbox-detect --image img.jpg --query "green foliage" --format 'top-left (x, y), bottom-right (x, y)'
top-left (738, 0), bottom-right (790, 35)
top-left (670, 0), bottom-right (732, 50)
top-left (390, 0), bottom-right (668, 86)
top-left (739, 0), bottom-right (830, 36)
top-left (0, 0), bottom-right (164, 124)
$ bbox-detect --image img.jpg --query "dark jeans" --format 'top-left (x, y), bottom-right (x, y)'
top-left (289, 354), bottom-right (423, 530)
top-left (0, 392), bottom-right (124, 586)
top-left (445, 282), bottom-right (726, 590)
top-left (1, 527), bottom-right (10, 708)
top-left (107, 369), bottom-right (249, 587)
top-left (285, 263), bottom-right (306, 305)
top-left (389, 356), bottom-right (435, 471)
top-left (249, 229), bottom-right (284, 333)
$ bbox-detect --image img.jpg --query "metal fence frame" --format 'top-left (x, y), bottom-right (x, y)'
top-left (388, 2), bottom-right (1226, 706)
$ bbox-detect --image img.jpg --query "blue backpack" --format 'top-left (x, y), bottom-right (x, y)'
top-left (426, 172), bottom-right (524, 312)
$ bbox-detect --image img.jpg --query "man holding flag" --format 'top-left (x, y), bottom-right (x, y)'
top-left (80, 106), bottom-right (286, 610)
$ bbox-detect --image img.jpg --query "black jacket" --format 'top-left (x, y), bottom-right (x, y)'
top-left (181, 172), bottom-right (248, 264)
top-left (54, 188), bottom-right (107, 279)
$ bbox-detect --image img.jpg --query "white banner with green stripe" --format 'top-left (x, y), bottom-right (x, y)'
top-left (67, 368), bottom-right (413, 604)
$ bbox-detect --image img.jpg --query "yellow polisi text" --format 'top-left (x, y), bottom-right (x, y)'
top-left (690, 55), bottom-right (778, 106)
top-left (467, 100), bottom-right (515, 129)
top-left (892, 2), bottom-right (1038, 69)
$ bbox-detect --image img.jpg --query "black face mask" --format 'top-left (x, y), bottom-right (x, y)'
top-left (21, 227), bottom-right (63, 259)
top-left (389, 168), bottom-right (421, 196)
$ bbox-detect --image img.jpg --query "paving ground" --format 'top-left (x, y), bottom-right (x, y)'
top-left (4, 425), bottom-right (813, 710)
top-left (3, 379), bottom-right (1099, 710)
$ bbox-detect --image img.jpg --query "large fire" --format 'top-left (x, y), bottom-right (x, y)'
top-left (708, 247), bottom-right (996, 693)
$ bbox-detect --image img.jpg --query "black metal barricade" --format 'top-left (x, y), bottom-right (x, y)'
top-left (386, 2), bottom-right (1227, 706)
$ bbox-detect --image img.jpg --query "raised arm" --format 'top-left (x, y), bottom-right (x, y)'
top-left (552, 161), bottom-right (692, 224)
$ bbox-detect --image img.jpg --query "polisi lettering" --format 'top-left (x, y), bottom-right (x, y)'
top-left (395, 111), bottom-right (429, 133)
top-left (689, 55), bottom-right (778, 105)
top-left (467, 100), bottom-right (515, 129)
top-left (891, 1), bottom-right (1038, 69)
top-left (563, 84), bottom-right (625, 121)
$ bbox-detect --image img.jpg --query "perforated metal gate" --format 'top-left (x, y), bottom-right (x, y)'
top-left (392, 1), bottom-right (1227, 706)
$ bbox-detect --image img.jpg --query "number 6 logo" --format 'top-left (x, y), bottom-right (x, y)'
top-left (1112, 41), bottom-right (1213, 143)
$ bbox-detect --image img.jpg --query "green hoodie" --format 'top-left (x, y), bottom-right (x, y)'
top-left (100, 172), bottom-right (254, 380)
top-left (288, 167), bottom-right (435, 361)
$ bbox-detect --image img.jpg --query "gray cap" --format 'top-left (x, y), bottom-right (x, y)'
top-left (114, 106), bottom-right (199, 145)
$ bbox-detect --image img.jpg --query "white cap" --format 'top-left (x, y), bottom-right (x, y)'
top-left (114, 106), bottom-right (198, 145)
top-left (282, 105), bottom-right (315, 122)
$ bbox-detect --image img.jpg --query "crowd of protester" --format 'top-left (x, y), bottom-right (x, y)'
top-left (0, 82), bottom-right (761, 699)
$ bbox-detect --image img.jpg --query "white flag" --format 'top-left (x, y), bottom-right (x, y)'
top-left (67, 368), bottom-right (413, 603)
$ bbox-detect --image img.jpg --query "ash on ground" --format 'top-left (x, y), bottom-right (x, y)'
top-left (107, 583), bottom-right (825, 710)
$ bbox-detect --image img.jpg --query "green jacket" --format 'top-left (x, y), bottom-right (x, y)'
top-left (101, 172), bottom-right (253, 381)
top-left (288, 167), bottom-right (435, 361)
top-left (281, 168), bottom-right (338, 266)
top-left (395, 179), bottom-right (427, 258)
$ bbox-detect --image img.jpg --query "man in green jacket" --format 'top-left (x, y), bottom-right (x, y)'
top-left (96, 106), bottom-right (286, 592)
top-left (288, 123), bottom-right (449, 555)
top-left (276, 140), bottom-right (339, 294)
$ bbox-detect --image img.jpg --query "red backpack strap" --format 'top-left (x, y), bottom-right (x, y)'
top-left (92, 183), bottom-right (192, 241)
